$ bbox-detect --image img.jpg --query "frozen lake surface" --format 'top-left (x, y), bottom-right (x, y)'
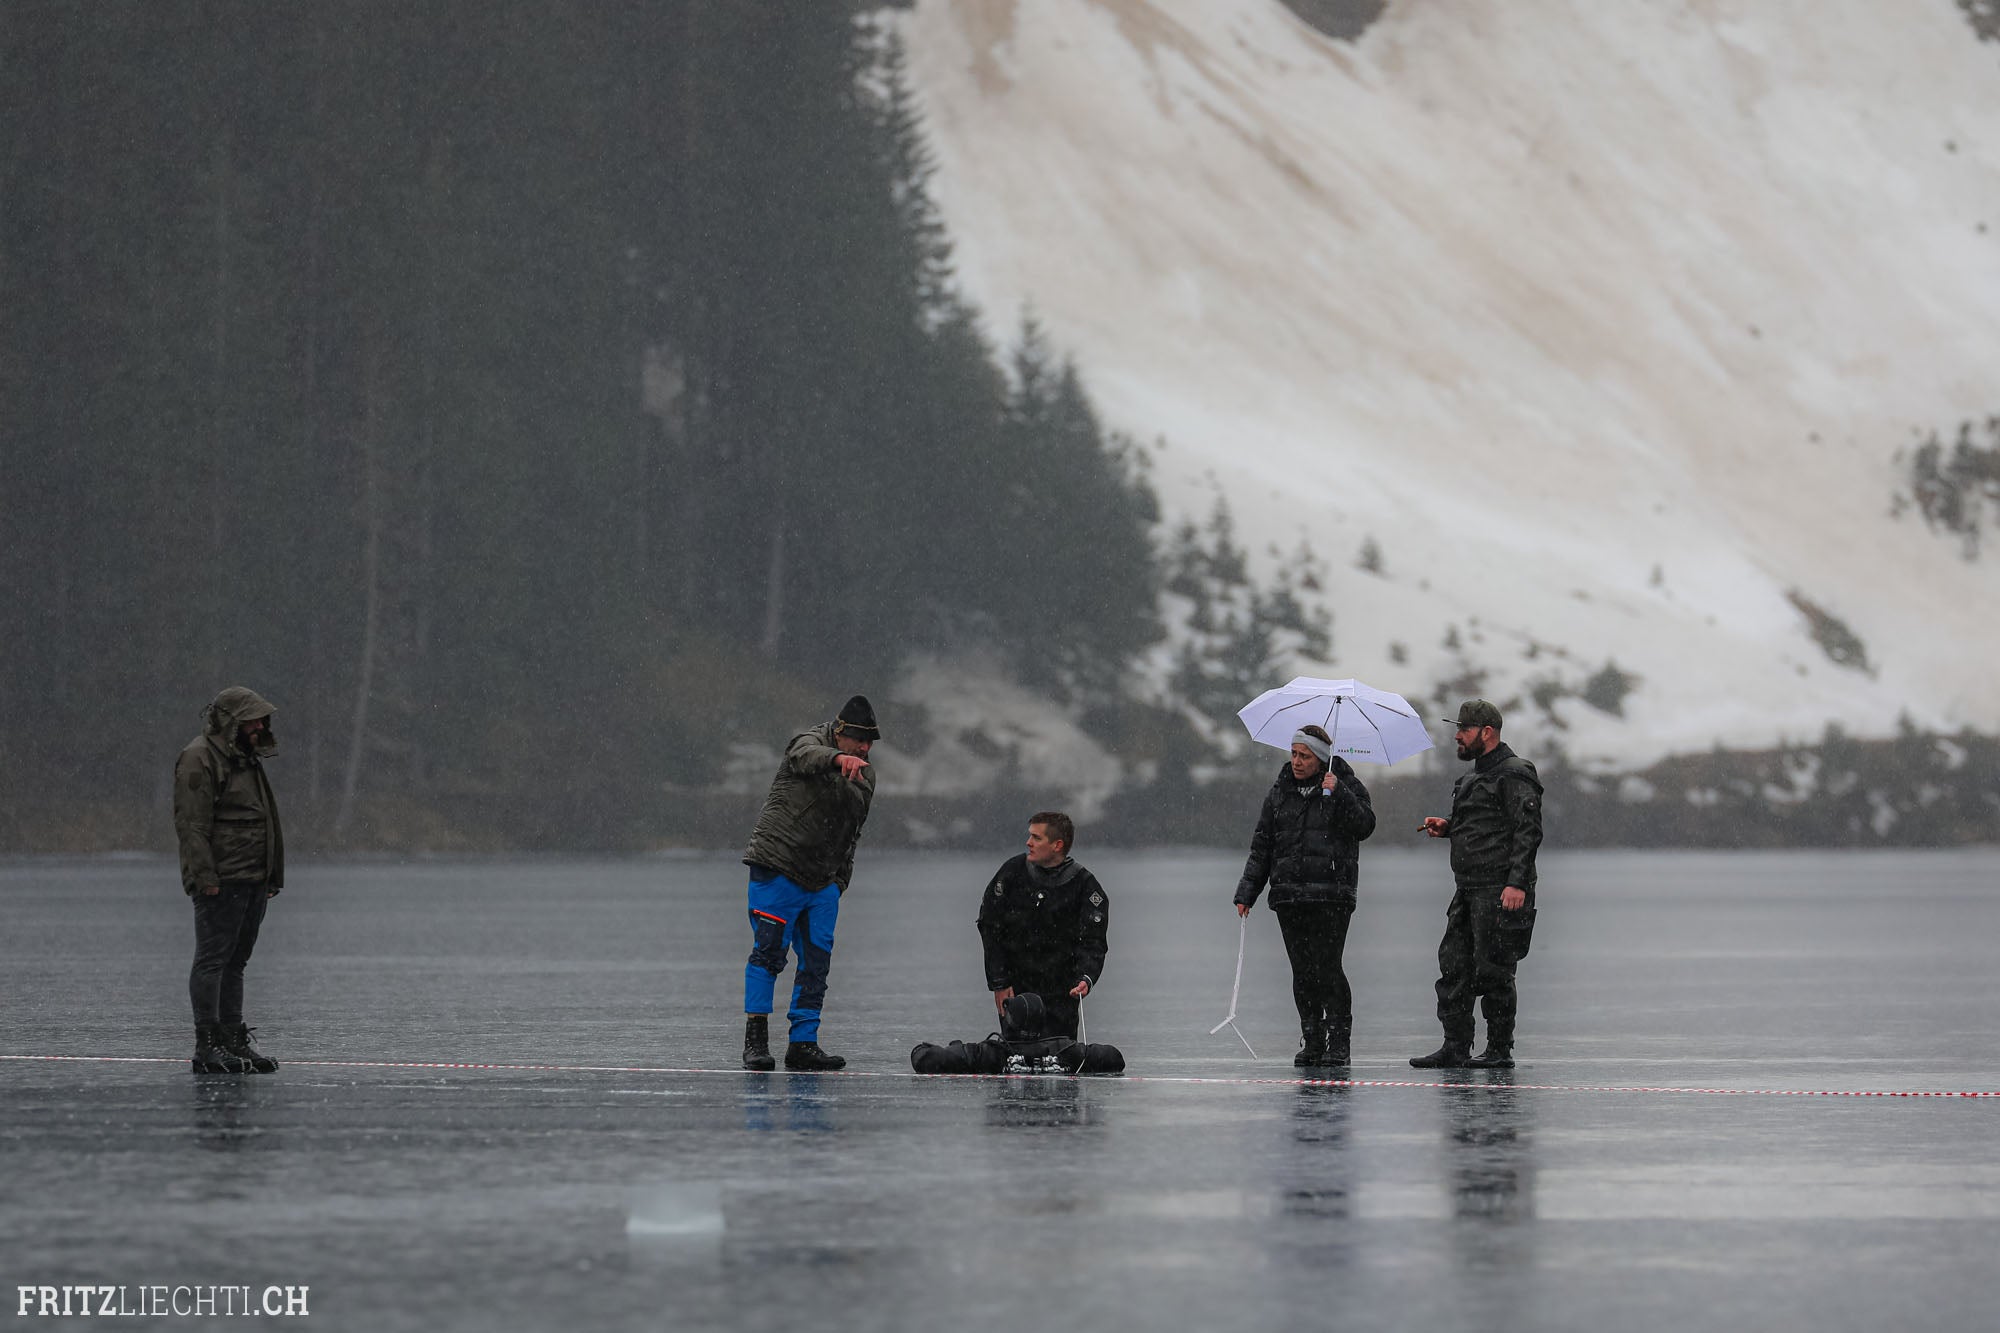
top-left (3, 847), bottom-right (1998, 1331)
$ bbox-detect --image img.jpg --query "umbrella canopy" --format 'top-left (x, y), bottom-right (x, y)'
top-left (1236, 676), bottom-right (1434, 766)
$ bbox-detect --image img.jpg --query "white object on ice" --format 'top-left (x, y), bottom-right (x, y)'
top-left (626, 1184), bottom-right (724, 1238)
top-left (1208, 916), bottom-right (1258, 1059)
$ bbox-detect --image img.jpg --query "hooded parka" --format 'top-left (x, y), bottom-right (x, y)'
top-left (174, 687), bottom-right (284, 894)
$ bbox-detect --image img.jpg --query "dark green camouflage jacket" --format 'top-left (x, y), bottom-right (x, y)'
top-left (1446, 743), bottom-right (1542, 896)
top-left (173, 687), bottom-right (284, 894)
top-left (742, 722), bottom-right (875, 892)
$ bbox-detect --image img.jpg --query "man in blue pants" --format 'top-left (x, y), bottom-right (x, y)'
top-left (740, 696), bottom-right (879, 1071)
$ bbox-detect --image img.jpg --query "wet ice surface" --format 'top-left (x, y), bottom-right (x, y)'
top-left (3, 848), bottom-right (1998, 1331)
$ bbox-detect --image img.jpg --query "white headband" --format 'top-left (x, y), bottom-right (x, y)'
top-left (1291, 730), bottom-right (1331, 763)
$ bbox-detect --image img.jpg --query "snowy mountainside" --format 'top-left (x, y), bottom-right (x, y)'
top-left (892, 0), bottom-right (2000, 767)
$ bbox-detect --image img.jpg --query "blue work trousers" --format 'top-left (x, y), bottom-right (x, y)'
top-left (744, 869), bottom-right (841, 1043)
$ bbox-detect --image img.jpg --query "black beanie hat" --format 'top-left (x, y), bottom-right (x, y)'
top-left (834, 695), bottom-right (880, 741)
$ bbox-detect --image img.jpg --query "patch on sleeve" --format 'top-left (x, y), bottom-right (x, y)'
top-left (1088, 891), bottom-right (1104, 906)
top-left (990, 879), bottom-right (1004, 899)
top-left (1088, 911), bottom-right (1105, 924)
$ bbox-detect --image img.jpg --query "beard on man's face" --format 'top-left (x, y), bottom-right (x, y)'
top-left (1456, 738), bottom-right (1479, 761)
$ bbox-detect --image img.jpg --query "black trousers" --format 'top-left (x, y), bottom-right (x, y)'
top-left (1006, 981), bottom-right (1082, 1040)
top-left (1433, 884), bottom-right (1518, 1046)
top-left (1274, 902), bottom-right (1353, 1031)
top-left (190, 885), bottom-right (269, 1026)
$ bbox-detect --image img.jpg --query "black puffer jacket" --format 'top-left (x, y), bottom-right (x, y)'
top-left (1234, 757), bottom-right (1375, 910)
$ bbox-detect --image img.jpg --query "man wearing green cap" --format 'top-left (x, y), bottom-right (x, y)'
top-left (1411, 699), bottom-right (1543, 1070)
top-left (174, 686), bottom-right (286, 1075)
top-left (738, 695), bottom-right (879, 1072)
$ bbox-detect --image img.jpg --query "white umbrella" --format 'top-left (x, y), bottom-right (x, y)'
top-left (1236, 676), bottom-right (1433, 766)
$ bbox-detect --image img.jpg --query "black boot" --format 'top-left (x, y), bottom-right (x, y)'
top-left (784, 1041), bottom-right (846, 1071)
top-left (741, 1015), bottom-right (776, 1072)
top-left (192, 1023), bottom-right (251, 1075)
top-left (1293, 1021), bottom-right (1323, 1068)
top-left (1409, 1039), bottom-right (1472, 1069)
top-left (1319, 1019), bottom-right (1351, 1068)
top-left (223, 1023), bottom-right (278, 1073)
top-left (1467, 1043), bottom-right (1514, 1069)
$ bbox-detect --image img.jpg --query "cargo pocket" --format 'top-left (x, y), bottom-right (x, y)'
top-left (212, 824), bottom-right (266, 884)
top-left (1489, 906), bottom-right (1537, 964)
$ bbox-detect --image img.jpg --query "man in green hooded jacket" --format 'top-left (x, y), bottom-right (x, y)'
top-left (174, 686), bottom-right (285, 1075)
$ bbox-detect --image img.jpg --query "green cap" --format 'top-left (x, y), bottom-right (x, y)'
top-left (1444, 699), bottom-right (1502, 731)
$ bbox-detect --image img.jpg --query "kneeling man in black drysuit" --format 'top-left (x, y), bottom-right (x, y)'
top-left (910, 812), bottom-right (1122, 1075)
top-left (976, 811), bottom-right (1107, 1040)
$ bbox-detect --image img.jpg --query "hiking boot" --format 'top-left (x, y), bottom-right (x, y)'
top-left (742, 1015), bottom-right (776, 1072)
top-left (1409, 1040), bottom-right (1472, 1069)
top-left (192, 1022), bottom-right (251, 1075)
top-left (1466, 1044), bottom-right (1514, 1069)
top-left (1293, 1022), bottom-right (1323, 1068)
top-left (1319, 1021), bottom-right (1351, 1069)
top-left (784, 1041), bottom-right (846, 1071)
top-left (222, 1023), bottom-right (278, 1073)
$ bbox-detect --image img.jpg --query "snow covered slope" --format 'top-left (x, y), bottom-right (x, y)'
top-left (893, 0), bottom-right (2000, 765)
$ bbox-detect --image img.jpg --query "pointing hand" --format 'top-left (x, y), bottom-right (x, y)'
top-left (835, 754), bottom-right (869, 780)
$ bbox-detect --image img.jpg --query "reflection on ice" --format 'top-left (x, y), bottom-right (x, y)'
top-left (984, 1078), bottom-right (1096, 1130)
top-left (740, 1077), bottom-right (836, 1134)
top-left (191, 1076), bottom-right (282, 1156)
top-left (1283, 1083), bottom-right (1354, 1220)
top-left (1445, 1086), bottom-right (1536, 1224)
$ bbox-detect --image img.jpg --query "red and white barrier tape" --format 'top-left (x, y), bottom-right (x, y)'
top-left (2, 1054), bottom-right (1995, 1097)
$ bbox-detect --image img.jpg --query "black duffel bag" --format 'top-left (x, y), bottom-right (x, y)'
top-left (911, 992), bottom-right (1124, 1075)
top-left (910, 1037), bottom-right (1007, 1075)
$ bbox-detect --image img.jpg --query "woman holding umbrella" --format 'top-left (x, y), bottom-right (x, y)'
top-left (1233, 723), bottom-right (1377, 1068)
